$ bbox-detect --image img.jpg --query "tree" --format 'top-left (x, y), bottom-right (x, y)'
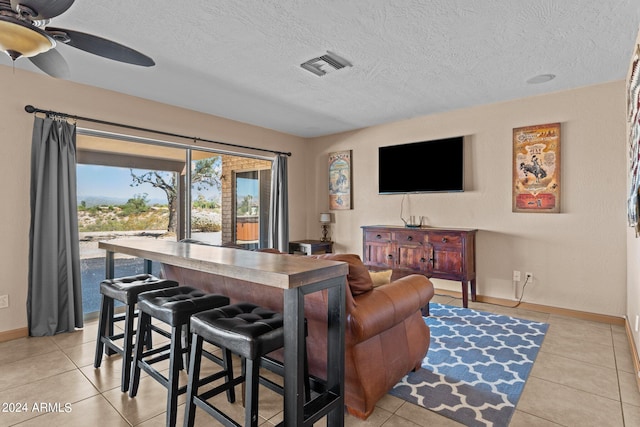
top-left (121, 193), bottom-right (150, 215)
top-left (237, 194), bottom-right (254, 216)
top-left (130, 157), bottom-right (221, 233)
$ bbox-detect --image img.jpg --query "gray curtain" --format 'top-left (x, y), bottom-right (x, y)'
top-left (28, 116), bottom-right (83, 336)
top-left (268, 154), bottom-right (289, 252)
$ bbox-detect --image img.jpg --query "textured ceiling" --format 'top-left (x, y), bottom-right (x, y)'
top-left (2, 0), bottom-right (640, 137)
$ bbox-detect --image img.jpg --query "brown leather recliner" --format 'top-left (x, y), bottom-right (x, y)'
top-left (161, 253), bottom-right (434, 419)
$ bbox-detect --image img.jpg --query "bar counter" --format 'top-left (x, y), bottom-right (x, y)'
top-left (99, 238), bottom-right (348, 427)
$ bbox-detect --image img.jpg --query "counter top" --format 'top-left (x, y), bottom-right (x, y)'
top-left (98, 238), bottom-right (348, 290)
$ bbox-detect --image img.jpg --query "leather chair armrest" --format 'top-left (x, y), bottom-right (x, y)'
top-left (348, 274), bottom-right (434, 343)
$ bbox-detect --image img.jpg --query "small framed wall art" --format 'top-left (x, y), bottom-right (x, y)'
top-left (512, 122), bottom-right (561, 213)
top-left (328, 150), bottom-right (352, 210)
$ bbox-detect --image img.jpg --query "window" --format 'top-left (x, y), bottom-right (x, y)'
top-left (189, 151), bottom-right (223, 245)
top-left (219, 155), bottom-right (273, 247)
top-left (234, 169), bottom-right (271, 249)
top-left (77, 164), bottom-right (170, 315)
top-left (76, 132), bottom-right (272, 316)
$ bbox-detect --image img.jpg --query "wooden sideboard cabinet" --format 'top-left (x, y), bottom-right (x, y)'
top-left (362, 225), bottom-right (477, 308)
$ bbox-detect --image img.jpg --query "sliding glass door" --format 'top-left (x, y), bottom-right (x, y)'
top-left (75, 135), bottom-right (185, 316)
top-left (234, 169), bottom-right (271, 249)
top-left (75, 133), bottom-right (274, 316)
top-left (189, 151), bottom-right (222, 244)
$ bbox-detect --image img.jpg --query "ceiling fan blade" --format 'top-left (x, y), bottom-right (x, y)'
top-left (10, 0), bottom-right (74, 20)
top-left (45, 26), bottom-right (155, 67)
top-left (28, 48), bottom-right (70, 79)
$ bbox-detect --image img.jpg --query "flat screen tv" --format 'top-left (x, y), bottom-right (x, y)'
top-left (378, 136), bottom-right (464, 193)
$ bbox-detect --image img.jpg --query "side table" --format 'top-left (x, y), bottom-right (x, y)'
top-left (289, 240), bottom-right (333, 255)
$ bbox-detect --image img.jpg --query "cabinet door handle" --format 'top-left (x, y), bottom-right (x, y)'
top-left (387, 254), bottom-right (393, 259)
top-left (442, 237), bottom-right (448, 243)
top-left (376, 234), bottom-right (382, 239)
top-left (420, 257), bottom-right (426, 263)
top-left (407, 236), bottom-right (413, 241)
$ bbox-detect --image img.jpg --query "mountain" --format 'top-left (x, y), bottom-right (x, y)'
top-left (78, 196), bottom-right (167, 207)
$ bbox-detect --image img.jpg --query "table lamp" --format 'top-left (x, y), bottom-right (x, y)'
top-left (320, 213), bottom-right (332, 242)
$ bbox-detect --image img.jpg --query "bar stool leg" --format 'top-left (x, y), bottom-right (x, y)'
top-left (184, 333), bottom-right (203, 427)
top-left (143, 313), bottom-right (153, 350)
top-left (166, 325), bottom-right (183, 427)
top-left (128, 310), bottom-right (148, 398)
top-left (93, 294), bottom-right (110, 368)
top-left (245, 358), bottom-right (260, 427)
top-left (184, 334), bottom-right (237, 427)
top-left (180, 325), bottom-right (189, 370)
top-left (106, 299), bottom-right (116, 356)
top-left (222, 348), bottom-right (236, 403)
top-left (120, 300), bottom-right (137, 392)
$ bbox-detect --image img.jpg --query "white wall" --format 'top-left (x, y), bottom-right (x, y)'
top-left (0, 65), bottom-right (308, 334)
top-left (0, 65), bottom-right (631, 335)
top-left (306, 81), bottom-right (628, 317)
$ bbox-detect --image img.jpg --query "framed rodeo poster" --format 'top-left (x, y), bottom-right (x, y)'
top-left (328, 150), bottom-right (352, 210)
top-left (512, 122), bottom-right (561, 213)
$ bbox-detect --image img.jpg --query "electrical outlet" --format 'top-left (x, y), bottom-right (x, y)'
top-left (0, 295), bottom-right (8, 309)
top-left (525, 272), bottom-right (533, 283)
top-left (512, 270), bottom-right (521, 281)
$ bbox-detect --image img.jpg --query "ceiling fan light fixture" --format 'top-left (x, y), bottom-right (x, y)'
top-left (0, 15), bottom-right (54, 60)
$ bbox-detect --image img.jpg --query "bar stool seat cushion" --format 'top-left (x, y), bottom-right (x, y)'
top-left (191, 302), bottom-right (284, 360)
top-left (100, 274), bottom-right (178, 304)
top-left (137, 287), bottom-right (229, 326)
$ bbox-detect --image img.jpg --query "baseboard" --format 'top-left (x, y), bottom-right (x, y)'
top-left (433, 288), bottom-right (625, 326)
top-left (625, 317), bottom-right (640, 393)
top-left (0, 292), bottom-right (629, 340)
top-left (0, 327), bottom-right (28, 343)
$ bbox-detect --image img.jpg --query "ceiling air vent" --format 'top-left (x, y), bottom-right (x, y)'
top-left (300, 51), bottom-right (352, 77)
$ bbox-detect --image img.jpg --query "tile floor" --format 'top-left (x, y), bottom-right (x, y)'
top-left (1, 294), bottom-right (640, 426)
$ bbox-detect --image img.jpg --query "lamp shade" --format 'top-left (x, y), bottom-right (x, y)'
top-left (0, 16), bottom-right (55, 60)
top-left (319, 213), bottom-right (331, 223)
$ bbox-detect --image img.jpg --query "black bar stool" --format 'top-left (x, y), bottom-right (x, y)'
top-left (184, 302), bottom-right (308, 427)
top-left (93, 274), bottom-right (178, 392)
top-left (128, 286), bottom-right (230, 427)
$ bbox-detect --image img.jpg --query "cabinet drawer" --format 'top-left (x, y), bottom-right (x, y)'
top-left (393, 231), bottom-right (426, 244)
top-left (365, 231), bottom-right (391, 242)
top-left (428, 232), bottom-right (462, 246)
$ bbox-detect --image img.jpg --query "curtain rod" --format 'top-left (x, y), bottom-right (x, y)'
top-left (23, 105), bottom-right (292, 157)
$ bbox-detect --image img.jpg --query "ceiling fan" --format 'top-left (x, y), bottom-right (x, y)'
top-left (0, 0), bottom-right (154, 78)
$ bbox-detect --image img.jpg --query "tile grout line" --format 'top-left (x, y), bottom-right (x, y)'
top-left (74, 354), bottom-right (134, 427)
top-left (530, 327), bottom-right (623, 404)
top-left (611, 324), bottom-right (629, 427)
top-left (52, 321), bottom-right (139, 426)
top-left (3, 306), bottom-right (631, 426)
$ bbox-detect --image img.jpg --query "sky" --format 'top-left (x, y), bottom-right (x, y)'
top-left (76, 165), bottom-right (169, 202)
top-left (77, 164), bottom-right (256, 204)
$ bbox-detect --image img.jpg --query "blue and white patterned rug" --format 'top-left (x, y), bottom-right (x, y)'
top-left (390, 303), bottom-right (548, 426)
